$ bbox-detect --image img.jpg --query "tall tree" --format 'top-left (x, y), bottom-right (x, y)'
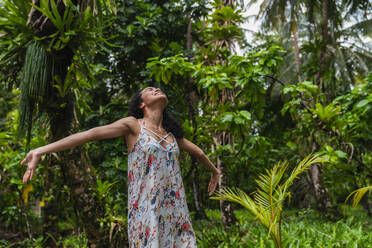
top-left (201, 0), bottom-right (245, 227)
top-left (249, 0), bottom-right (372, 214)
top-left (0, 0), bottom-right (116, 246)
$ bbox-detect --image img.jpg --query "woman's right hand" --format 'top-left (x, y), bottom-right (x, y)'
top-left (21, 149), bottom-right (41, 183)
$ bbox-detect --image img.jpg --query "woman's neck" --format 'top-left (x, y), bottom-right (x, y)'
top-left (143, 109), bottom-right (164, 131)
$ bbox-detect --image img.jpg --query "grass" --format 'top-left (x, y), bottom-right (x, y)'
top-left (192, 207), bottom-right (372, 248)
top-left (1, 207), bottom-right (371, 247)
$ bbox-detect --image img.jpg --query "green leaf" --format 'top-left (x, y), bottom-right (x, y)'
top-left (239, 110), bottom-right (251, 121)
top-left (355, 99), bottom-right (370, 109)
top-left (334, 150), bottom-right (347, 159)
top-left (220, 113), bottom-right (233, 123)
top-left (10, 178), bottom-right (22, 185)
top-left (325, 145), bottom-right (334, 153)
top-left (286, 141), bottom-right (296, 150)
top-left (234, 116), bottom-right (245, 125)
top-left (49, 0), bottom-right (63, 31)
top-left (282, 86), bottom-right (294, 95)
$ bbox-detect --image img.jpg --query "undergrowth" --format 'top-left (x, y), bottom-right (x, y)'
top-left (1, 208), bottom-right (371, 247)
top-left (193, 208), bottom-right (372, 248)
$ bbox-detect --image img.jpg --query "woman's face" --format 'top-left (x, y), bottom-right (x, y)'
top-left (140, 87), bottom-right (168, 109)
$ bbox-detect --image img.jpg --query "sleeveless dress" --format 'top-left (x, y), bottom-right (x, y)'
top-left (127, 118), bottom-right (197, 248)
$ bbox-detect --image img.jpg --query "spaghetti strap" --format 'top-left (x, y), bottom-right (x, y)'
top-left (143, 126), bottom-right (172, 145)
top-left (137, 118), bottom-right (144, 131)
top-left (141, 118), bottom-right (174, 146)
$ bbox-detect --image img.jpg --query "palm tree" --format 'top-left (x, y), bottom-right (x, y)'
top-left (247, 0), bottom-right (333, 215)
top-left (211, 154), bottom-right (327, 248)
top-left (247, 0), bottom-right (304, 82)
top-left (248, 0), bottom-right (372, 214)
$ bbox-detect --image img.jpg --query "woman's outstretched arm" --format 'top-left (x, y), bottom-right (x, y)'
top-left (177, 138), bottom-right (221, 196)
top-left (21, 116), bottom-right (136, 183)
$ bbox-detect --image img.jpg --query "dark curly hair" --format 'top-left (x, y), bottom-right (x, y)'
top-left (127, 88), bottom-right (184, 139)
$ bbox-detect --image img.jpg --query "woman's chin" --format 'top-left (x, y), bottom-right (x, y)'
top-left (157, 95), bottom-right (168, 101)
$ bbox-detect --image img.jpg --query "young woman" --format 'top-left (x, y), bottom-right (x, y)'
top-left (21, 86), bottom-right (221, 247)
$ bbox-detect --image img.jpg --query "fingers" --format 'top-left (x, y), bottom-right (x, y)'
top-left (22, 161), bottom-right (29, 183)
top-left (209, 180), bottom-right (214, 195)
top-left (23, 175), bottom-right (29, 183)
top-left (208, 175), bottom-right (213, 195)
top-left (21, 153), bottom-right (36, 183)
top-left (20, 158), bottom-right (26, 165)
top-left (209, 184), bottom-right (216, 196)
top-left (208, 178), bottom-right (218, 196)
top-left (21, 154), bottom-right (30, 165)
top-left (208, 171), bottom-right (223, 196)
top-left (30, 168), bottom-right (34, 181)
top-left (23, 169), bottom-right (30, 183)
top-left (22, 166), bottom-right (34, 183)
top-left (210, 181), bottom-right (217, 196)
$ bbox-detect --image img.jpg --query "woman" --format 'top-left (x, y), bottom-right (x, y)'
top-left (21, 86), bottom-right (221, 247)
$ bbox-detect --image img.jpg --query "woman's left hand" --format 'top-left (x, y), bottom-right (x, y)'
top-left (208, 169), bottom-right (222, 196)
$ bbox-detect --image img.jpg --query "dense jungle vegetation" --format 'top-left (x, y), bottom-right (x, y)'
top-left (0, 0), bottom-right (371, 247)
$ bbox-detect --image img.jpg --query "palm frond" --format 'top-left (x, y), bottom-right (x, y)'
top-left (210, 154), bottom-right (327, 248)
top-left (211, 186), bottom-right (260, 217)
top-left (284, 154), bottom-right (326, 192)
top-left (254, 161), bottom-right (288, 218)
top-left (345, 186), bottom-right (372, 208)
top-left (342, 18), bottom-right (372, 37)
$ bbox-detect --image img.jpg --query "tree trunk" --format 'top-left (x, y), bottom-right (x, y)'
top-left (42, 159), bottom-right (59, 247)
top-left (289, 0), bottom-right (301, 83)
top-left (213, 129), bottom-right (237, 228)
top-left (186, 14), bottom-right (207, 220)
top-left (315, 0), bottom-right (329, 89)
top-left (307, 0), bottom-right (314, 42)
top-left (206, 0), bottom-right (238, 227)
top-left (309, 164), bottom-right (331, 214)
top-left (292, 21), bottom-right (302, 83)
top-left (191, 159), bottom-right (207, 219)
top-left (309, 139), bottom-right (332, 215)
top-left (309, 0), bottom-right (334, 215)
top-left (46, 95), bottom-right (108, 247)
top-left (188, 90), bottom-right (206, 220)
top-left (27, 1), bottom-right (109, 246)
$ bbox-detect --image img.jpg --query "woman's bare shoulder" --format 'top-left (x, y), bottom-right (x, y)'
top-left (118, 116), bottom-right (137, 127)
top-left (121, 116), bottom-right (137, 122)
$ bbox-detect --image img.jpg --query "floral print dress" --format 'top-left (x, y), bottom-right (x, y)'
top-left (127, 118), bottom-right (197, 248)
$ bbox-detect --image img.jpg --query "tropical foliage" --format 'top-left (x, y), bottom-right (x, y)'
top-left (0, 0), bottom-right (371, 247)
top-left (211, 154), bottom-right (327, 248)
top-left (346, 186), bottom-right (372, 208)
